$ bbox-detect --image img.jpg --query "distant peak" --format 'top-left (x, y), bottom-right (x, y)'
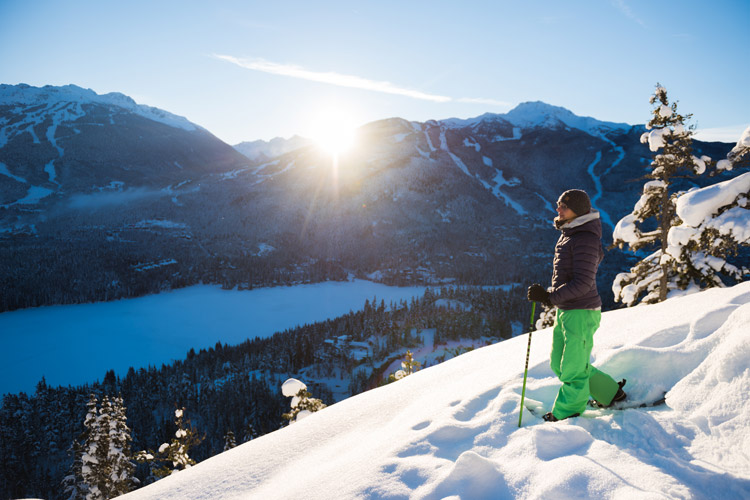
top-left (505, 101), bottom-right (575, 123)
top-left (441, 100), bottom-right (632, 135)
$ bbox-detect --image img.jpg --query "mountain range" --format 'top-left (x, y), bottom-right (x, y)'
top-left (0, 84), bottom-right (737, 311)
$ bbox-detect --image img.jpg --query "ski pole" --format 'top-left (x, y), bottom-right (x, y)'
top-left (518, 301), bottom-right (536, 427)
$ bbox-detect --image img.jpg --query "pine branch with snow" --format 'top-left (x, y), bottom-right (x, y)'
top-left (661, 170), bottom-right (750, 292)
top-left (718, 126), bottom-right (750, 171)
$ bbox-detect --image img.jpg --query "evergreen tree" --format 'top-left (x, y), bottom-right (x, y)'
top-left (137, 407), bottom-right (204, 478)
top-left (74, 394), bottom-right (136, 499)
top-left (80, 394), bottom-right (103, 500)
top-left (62, 439), bottom-right (87, 500)
top-left (535, 304), bottom-right (556, 330)
top-left (612, 84), bottom-right (710, 305)
top-left (281, 379), bottom-right (327, 424)
top-left (223, 430), bottom-right (237, 450)
top-left (387, 350), bottom-right (422, 382)
top-left (91, 396), bottom-right (113, 498)
top-left (401, 350), bottom-right (421, 375)
top-left (242, 423), bottom-right (258, 443)
top-left (108, 395), bottom-right (136, 496)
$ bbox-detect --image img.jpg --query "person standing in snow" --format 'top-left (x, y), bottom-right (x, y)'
top-left (527, 189), bottom-right (626, 422)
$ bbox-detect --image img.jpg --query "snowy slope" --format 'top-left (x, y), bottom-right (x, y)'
top-left (122, 282), bottom-right (750, 500)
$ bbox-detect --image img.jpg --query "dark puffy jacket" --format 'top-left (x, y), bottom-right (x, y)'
top-left (548, 211), bottom-right (604, 310)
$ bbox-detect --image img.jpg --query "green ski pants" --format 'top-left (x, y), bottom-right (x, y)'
top-left (550, 308), bottom-right (619, 419)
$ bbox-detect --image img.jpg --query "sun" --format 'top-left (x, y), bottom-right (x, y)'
top-left (310, 110), bottom-right (357, 155)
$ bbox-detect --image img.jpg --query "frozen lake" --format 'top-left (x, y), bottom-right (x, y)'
top-left (0, 280), bottom-right (428, 396)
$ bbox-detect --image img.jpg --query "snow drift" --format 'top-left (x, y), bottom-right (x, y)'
top-left (122, 282), bottom-right (750, 499)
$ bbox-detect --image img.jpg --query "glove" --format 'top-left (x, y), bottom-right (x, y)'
top-left (527, 283), bottom-right (552, 307)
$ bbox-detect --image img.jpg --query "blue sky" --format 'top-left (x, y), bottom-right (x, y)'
top-left (1, 0), bottom-right (747, 144)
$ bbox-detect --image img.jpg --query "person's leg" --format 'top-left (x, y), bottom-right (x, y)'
top-left (585, 310), bottom-right (620, 405)
top-left (551, 309), bottom-right (594, 419)
top-left (549, 309), bottom-right (564, 378)
top-left (589, 367), bottom-right (620, 405)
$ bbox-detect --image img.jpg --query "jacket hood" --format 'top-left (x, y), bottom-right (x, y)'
top-left (558, 210), bottom-right (602, 238)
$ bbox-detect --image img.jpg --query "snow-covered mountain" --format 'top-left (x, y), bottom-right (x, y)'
top-left (0, 84), bottom-right (737, 313)
top-left (0, 83), bottom-right (249, 203)
top-left (121, 281), bottom-right (750, 500)
top-left (443, 100), bottom-right (632, 137)
top-left (234, 135), bottom-right (313, 161)
top-left (0, 83), bottom-right (200, 132)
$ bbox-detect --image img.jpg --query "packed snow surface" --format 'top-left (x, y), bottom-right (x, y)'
top-left (122, 282), bottom-right (750, 500)
top-left (0, 280), bottom-right (427, 396)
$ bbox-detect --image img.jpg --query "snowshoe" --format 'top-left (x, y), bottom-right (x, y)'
top-left (589, 379), bottom-right (627, 408)
top-left (542, 411), bottom-right (579, 422)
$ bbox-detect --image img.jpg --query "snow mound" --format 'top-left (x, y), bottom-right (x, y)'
top-left (121, 282), bottom-right (750, 500)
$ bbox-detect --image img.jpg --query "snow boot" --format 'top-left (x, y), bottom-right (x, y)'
top-left (590, 379), bottom-right (627, 408)
top-left (542, 412), bottom-right (580, 422)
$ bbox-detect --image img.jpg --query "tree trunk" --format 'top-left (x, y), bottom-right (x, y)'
top-left (658, 186), bottom-right (671, 302)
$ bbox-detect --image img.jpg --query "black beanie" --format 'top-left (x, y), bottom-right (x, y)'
top-left (559, 189), bottom-right (591, 216)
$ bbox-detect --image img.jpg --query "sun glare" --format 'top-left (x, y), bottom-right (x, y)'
top-left (310, 110), bottom-right (357, 155)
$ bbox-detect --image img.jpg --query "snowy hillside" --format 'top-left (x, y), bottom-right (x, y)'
top-left (122, 282), bottom-right (750, 499)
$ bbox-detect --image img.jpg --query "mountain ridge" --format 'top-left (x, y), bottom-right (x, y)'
top-left (0, 83), bottom-right (201, 133)
top-left (441, 100), bottom-right (634, 137)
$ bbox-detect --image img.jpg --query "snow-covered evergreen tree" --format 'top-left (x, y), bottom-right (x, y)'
top-left (74, 394), bottom-right (136, 499)
top-left (281, 378), bottom-right (327, 424)
top-left (91, 396), bottom-right (113, 498)
top-left (80, 394), bottom-right (104, 500)
top-left (387, 349), bottom-right (422, 382)
top-left (223, 430), bottom-right (237, 451)
top-left (108, 395), bottom-right (136, 496)
top-left (401, 349), bottom-right (421, 375)
top-left (242, 422), bottom-right (258, 443)
top-left (612, 84), bottom-right (710, 305)
top-left (62, 439), bottom-right (87, 500)
top-left (535, 304), bottom-right (556, 330)
top-left (136, 407), bottom-right (204, 478)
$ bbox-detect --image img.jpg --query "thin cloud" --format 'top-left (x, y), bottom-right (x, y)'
top-left (611, 0), bottom-right (646, 27)
top-left (215, 54), bottom-right (507, 108)
top-left (216, 54), bottom-right (451, 102)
